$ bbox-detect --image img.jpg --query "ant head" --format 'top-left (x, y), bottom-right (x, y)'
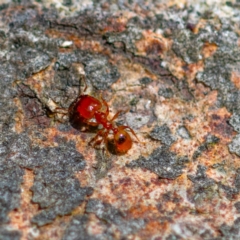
top-left (113, 127), bottom-right (132, 153)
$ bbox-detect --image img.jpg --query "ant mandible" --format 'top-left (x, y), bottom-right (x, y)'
top-left (68, 77), bottom-right (139, 154)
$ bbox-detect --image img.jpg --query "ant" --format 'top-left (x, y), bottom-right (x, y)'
top-left (68, 77), bottom-right (140, 154)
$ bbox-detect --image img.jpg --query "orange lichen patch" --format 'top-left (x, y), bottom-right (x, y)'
top-left (71, 202), bottom-right (87, 216)
top-left (231, 70), bottom-right (240, 89)
top-left (30, 127), bottom-right (59, 148)
top-left (35, 217), bottom-right (69, 240)
top-left (167, 57), bottom-right (186, 80)
top-left (206, 151), bottom-right (239, 182)
top-left (75, 134), bottom-right (97, 156)
top-left (25, 63), bottom-right (55, 93)
top-left (74, 39), bottom-right (104, 53)
top-left (192, 19), bottom-right (207, 34)
top-left (139, 220), bottom-right (169, 239)
top-left (202, 42), bottom-right (218, 58)
top-left (167, 0), bottom-right (188, 8)
top-left (195, 197), bottom-right (235, 223)
top-left (155, 91), bottom-right (217, 143)
top-left (171, 139), bottom-right (197, 160)
top-left (35, 126), bottom-right (94, 153)
top-left (183, 91), bottom-right (218, 140)
top-left (190, 80), bottom-right (212, 100)
top-left (111, 59), bottom-right (155, 91)
top-left (45, 29), bottom-right (104, 53)
top-left (170, 92), bottom-right (223, 158)
top-left (197, 143), bottom-right (231, 168)
top-left (128, 203), bottom-right (160, 219)
top-left (75, 167), bottom-right (95, 188)
top-left (194, 19), bottom-right (222, 34)
top-left (184, 61), bottom-right (205, 94)
top-left (135, 30), bottom-right (171, 58)
top-left (101, 16), bottom-right (128, 33)
top-left (87, 214), bottom-right (106, 236)
top-left (9, 169), bottom-right (39, 240)
top-left (44, 29), bottom-right (68, 41)
top-left (91, 168), bottom-right (159, 208)
top-left (25, 76), bottom-right (43, 93)
top-left (13, 97), bottom-right (25, 133)
top-left (208, 108), bottom-right (235, 143)
top-left (217, 202), bottom-right (236, 224)
top-left (185, 60), bottom-right (204, 79)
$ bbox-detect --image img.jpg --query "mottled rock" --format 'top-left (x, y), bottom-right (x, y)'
top-left (229, 112), bottom-right (240, 133)
top-left (86, 199), bottom-right (145, 237)
top-left (150, 124), bottom-right (175, 146)
top-left (127, 146), bottom-right (188, 179)
top-left (229, 134), bottom-right (240, 156)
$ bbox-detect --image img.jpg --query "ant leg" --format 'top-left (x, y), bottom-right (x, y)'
top-left (100, 94), bottom-right (109, 116)
top-left (93, 138), bottom-right (104, 148)
top-left (78, 75), bottom-right (88, 95)
top-left (110, 108), bottom-right (130, 122)
top-left (102, 130), bottom-right (110, 156)
top-left (47, 107), bottom-right (68, 123)
top-left (93, 129), bottom-right (109, 149)
top-left (89, 129), bottom-right (105, 146)
top-left (118, 125), bottom-right (140, 142)
top-left (85, 119), bottom-right (98, 127)
top-left (92, 130), bottom-right (110, 155)
top-left (81, 75), bottom-right (88, 92)
top-left (54, 107), bottom-right (68, 115)
top-left (110, 110), bottom-right (124, 122)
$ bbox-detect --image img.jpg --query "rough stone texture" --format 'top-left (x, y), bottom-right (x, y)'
top-left (1, 0), bottom-right (240, 239)
top-left (127, 146), bottom-right (189, 179)
top-left (62, 215), bottom-right (100, 240)
top-left (196, 26), bottom-right (240, 114)
top-left (188, 165), bottom-right (216, 202)
top-left (158, 86), bottom-right (174, 99)
top-left (228, 113), bottom-right (240, 156)
top-left (150, 124), bottom-right (176, 146)
top-left (176, 125), bottom-right (191, 139)
top-left (0, 157), bottom-right (24, 224)
top-left (139, 76), bottom-right (152, 85)
top-left (229, 112), bottom-right (240, 133)
top-left (28, 140), bottom-right (92, 226)
top-left (192, 134), bottom-right (220, 160)
top-left (86, 199), bottom-right (145, 237)
top-left (229, 134), bottom-right (240, 156)
top-left (63, 199), bottom-right (145, 240)
top-left (0, 227), bottom-right (21, 240)
top-left (218, 217), bottom-right (240, 240)
top-left (84, 55), bottom-right (120, 90)
top-left (172, 29), bottom-right (204, 64)
top-left (234, 202), bottom-right (240, 213)
top-left (2, 130), bottom-right (92, 227)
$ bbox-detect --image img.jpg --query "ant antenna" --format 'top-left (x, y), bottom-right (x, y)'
top-left (81, 75), bottom-right (88, 92)
top-left (79, 75), bottom-right (88, 94)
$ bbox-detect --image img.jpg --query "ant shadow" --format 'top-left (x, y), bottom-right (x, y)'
top-left (107, 139), bottom-right (126, 156)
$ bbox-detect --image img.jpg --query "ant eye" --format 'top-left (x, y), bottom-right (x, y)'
top-left (117, 134), bottom-right (126, 145)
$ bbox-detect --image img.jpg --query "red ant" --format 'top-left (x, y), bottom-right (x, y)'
top-left (68, 77), bottom-right (139, 154)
